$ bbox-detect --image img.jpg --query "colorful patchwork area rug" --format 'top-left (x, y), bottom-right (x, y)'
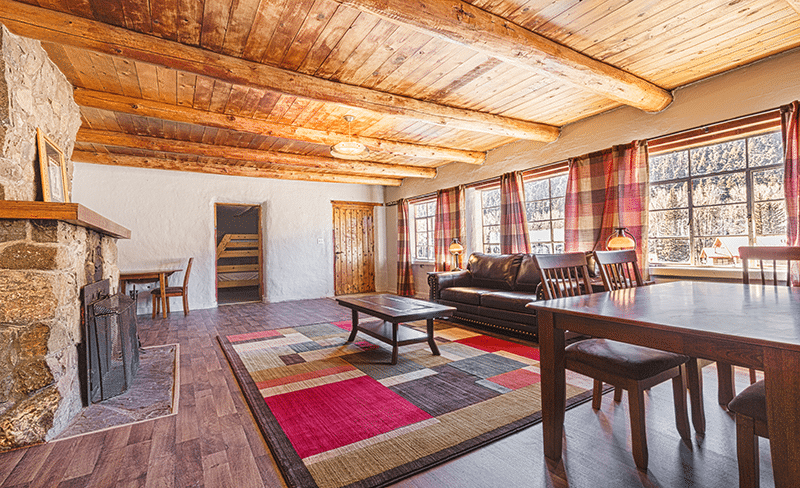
top-left (218, 320), bottom-right (595, 488)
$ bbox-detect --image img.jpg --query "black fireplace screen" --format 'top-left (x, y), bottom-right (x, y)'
top-left (81, 279), bottom-right (140, 404)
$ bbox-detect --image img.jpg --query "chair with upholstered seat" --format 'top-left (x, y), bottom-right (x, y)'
top-left (534, 251), bottom-right (692, 471)
top-left (739, 246), bottom-right (800, 384)
top-left (152, 258), bottom-right (193, 318)
top-left (594, 249), bottom-right (707, 435)
top-left (727, 246), bottom-right (800, 488)
top-left (727, 380), bottom-right (768, 488)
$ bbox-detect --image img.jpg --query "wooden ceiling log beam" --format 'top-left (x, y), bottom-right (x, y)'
top-left (0, 0), bottom-right (560, 141)
top-left (72, 151), bottom-right (403, 186)
top-left (338, 0), bottom-right (673, 112)
top-left (73, 88), bottom-right (485, 164)
top-left (76, 129), bottom-right (437, 179)
top-left (788, 0), bottom-right (800, 15)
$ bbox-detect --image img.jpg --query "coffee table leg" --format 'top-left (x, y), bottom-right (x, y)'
top-left (427, 318), bottom-right (440, 356)
top-left (391, 322), bottom-right (399, 365)
top-left (346, 309), bottom-right (359, 342)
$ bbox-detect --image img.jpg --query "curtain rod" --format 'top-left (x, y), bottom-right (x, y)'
top-left (385, 101), bottom-right (786, 208)
top-left (384, 159), bottom-right (569, 207)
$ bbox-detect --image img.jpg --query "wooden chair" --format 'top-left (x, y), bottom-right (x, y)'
top-left (152, 258), bottom-right (193, 318)
top-left (727, 380), bottom-right (768, 488)
top-left (726, 247), bottom-right (800, 487)
top-left (594, 250), bottom-right (707, 435)
top-left (534, 252), bottom-right (692, 471)
top-left (739, 246), bottom-right (800, 382)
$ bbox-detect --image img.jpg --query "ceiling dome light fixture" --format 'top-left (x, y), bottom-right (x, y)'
top-left (330, 115), bottom-right (369, 159)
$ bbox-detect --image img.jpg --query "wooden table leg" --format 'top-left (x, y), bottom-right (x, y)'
top-left (539, 310), bottom-right (566, 462)
top-left (159, 272), bottom-right (168, 319)
top-left (427, 318), bottom-right (440, 356)
top-left (391, 322), bottom-right (398, 365)
top-left (717, 362), bottom-right (736, 406)
top-left (686, 358), bottom-right (706, 435)
top-left (346, 309), bottom-right (358, 342)
top-left (763, 347), bottom-right (800, 486)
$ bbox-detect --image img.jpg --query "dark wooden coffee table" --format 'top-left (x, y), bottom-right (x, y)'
top-left (335, 294), bottom-right (456, 364)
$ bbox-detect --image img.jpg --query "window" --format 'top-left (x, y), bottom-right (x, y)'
top-left (524, 174), bottom-right (568, 253)
top-left (480, 188), bottom-right (501, 254)
top-left (480, 172), bottom-right (568, 254)
top-left (648, 130), bottom-right (786, 265)
top-left (412, 200), bottom-right (436, 261)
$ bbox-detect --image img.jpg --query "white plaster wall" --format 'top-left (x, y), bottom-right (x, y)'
top-left (72, 163), bottom-right (389, 312)
top-left (385, 46), bottom-right (800, 290)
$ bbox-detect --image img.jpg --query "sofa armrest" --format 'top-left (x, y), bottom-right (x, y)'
top-left (427, 270), bottom-right (472, 301)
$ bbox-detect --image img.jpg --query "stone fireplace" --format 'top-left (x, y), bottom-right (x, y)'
top-left (0, 24), bottom-right (124, 451)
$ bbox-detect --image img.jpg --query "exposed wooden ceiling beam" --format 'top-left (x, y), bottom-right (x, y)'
top-left (76, 129), bottom-right (437, 179)
top-left (338, 0), bottom-right (672, 112)
top-left (787, 0), bottom-right (800, 15)
top-left (73, 88), bottom-right (485, 165)
top-left (72, 151), bottom-right (403, 186)
top-left (0, 0), bottom-right (560, 141)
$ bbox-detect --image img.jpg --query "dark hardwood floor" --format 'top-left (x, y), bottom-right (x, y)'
top-left (0, 298), bottom-right (773, 487)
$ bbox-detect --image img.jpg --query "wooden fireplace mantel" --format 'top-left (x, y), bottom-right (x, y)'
top-left (0, 201), bottom-right (131, 239)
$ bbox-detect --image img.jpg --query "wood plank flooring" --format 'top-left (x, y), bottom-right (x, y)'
top-left (0, 298), bottom-right (773, 487)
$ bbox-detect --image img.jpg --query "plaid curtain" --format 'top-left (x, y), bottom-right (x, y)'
top-left (565, 141), bottom-right (649, 278)
top-left (396, 198), bottom-right (415, 296)
top-left (500, 171), bottom-right (531, 254)
top-left (434, 186), bottom-right (465, 271)
top-left (781, 101), bottom-right (800, 285)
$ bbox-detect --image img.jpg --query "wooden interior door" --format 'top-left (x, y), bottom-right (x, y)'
top-left (333, 201), bottom-right (378, 295)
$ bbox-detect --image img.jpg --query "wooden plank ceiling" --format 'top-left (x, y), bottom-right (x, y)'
top-left (2, 0), bottom-right (799, 186)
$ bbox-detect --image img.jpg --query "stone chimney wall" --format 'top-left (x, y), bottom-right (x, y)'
top-left (0, 24), bottom-right (118, 450)
top-left (0, 24), bottom-right (81, 201)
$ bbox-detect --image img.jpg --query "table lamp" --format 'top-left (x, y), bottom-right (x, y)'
top-left (606, 227), bottom-right (636, 250)
top-left (449, 238), bottom-right (464, 270)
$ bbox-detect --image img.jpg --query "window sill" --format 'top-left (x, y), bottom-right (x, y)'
top-left (648, 265), bottom-right (745, 280)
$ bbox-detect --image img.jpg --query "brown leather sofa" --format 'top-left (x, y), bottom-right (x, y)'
top-left (427, 253), bottom-right (543, 338)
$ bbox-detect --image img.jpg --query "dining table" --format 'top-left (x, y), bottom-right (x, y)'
top-left (119, 268), bottom-right (181, 319)
top-left (527, 280), bottom-right (800, 486)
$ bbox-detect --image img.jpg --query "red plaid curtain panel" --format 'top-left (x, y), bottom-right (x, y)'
top-left (434, 186), bottom-right (465, 271)
top-left (396, 198), bottom-right (415, 296)
top-left (500, 171), bottom-right (531, 254)
top-left (781, 101), bottom-right (800, 285)
top-left (565, 141), bottom-right (649, 278)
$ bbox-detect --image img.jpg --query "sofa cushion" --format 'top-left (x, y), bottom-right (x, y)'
top-left (467, 253), bottom-right (523, 291)
top-left (481, 291), bottom-right (539, 314)
top-left (514, 254), bottom-right (541, 292)
top-left (440, 287), bottom-right (497, 306)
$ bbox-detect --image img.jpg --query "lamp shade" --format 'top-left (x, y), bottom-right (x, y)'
top-left (449, 239), bottom-right (464, 255)
top-left (606, 227), bottom-right (636, 251)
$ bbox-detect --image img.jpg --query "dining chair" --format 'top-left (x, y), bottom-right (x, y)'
top-left (594, 249), bottom-right (706, 435)
top-left (726, 246), bottom-right (800, 487)
top-left (727, 380), bottom-right (768, 488)
top-left (534, 251), bottom-right (692, 471)
top-left (738, 246), bottom-right (800, 383)
top-left (152, 257), bottom-right (193, 318)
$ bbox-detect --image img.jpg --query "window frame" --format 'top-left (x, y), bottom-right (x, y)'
top-left (522, 171), bottom-right (568, 254)
top-left (648, 121), bottom-right (785, 267)
top-left (410, 198), bottom-right (436, 263)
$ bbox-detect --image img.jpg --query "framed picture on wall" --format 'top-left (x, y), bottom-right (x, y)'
top-left (36, 128), bottom-right (69, 203)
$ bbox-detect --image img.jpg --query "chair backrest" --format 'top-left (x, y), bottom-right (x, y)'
top-left (182, 257), bottom-right (194, 291)
top-left (594, 250), bottom-right (644, 291)
top-left (533, 252), bottom-right (594, 300)
top-left (739, 246), bottom-right (800, 287)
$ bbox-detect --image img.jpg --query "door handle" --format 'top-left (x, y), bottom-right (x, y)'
top-left (335, 251), bottom-right (344, 255)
